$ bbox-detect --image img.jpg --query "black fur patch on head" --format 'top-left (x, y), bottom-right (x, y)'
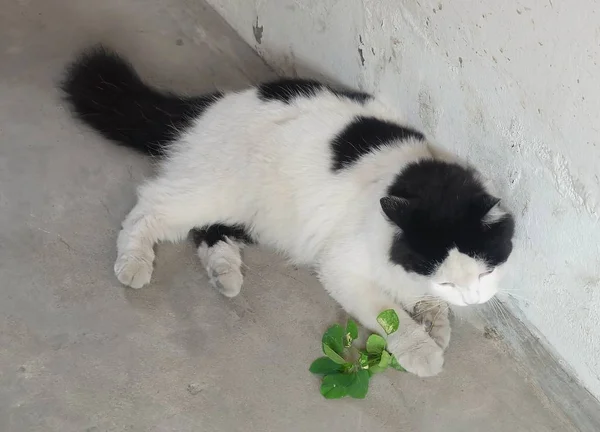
top-left (191, 224), bottom-right (254, 248)
top-left (61, 45), bottom-right (223, 156)
top-left (258, 79), bottom-right (322, 103)
top-left (331, 116), bottom-right (425, 171)
top-left (381, 160), bottom-right (515, 275)
top-left (331, 88), bottom-right (372, 104)
top-left (258, 78), bottom-right (371, 105)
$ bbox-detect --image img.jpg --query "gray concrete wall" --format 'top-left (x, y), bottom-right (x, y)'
top-left (207, 0), bottom-right (600, 401)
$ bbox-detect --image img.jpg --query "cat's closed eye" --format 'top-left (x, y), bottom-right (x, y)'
top-left (439, 282), bottom-right (456, 288)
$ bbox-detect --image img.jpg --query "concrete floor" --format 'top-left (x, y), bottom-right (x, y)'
top-left (0, 1), bottom-right (576, 431)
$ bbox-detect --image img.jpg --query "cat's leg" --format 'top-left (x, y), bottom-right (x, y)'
top-left (191, 225), bottom-right (254, 298)
top-left (412, 300), bottom-right (451, 350)
top-left (114, 178), bottom-right (221, 289)
top-left (319, 271), bottom-right (444, 377)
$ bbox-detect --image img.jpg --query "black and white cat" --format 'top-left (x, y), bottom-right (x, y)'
top-left (61, 46), bottom-right (515, 377)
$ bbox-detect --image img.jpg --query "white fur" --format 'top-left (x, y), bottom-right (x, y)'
top-left (114, 88), bottom-right (502, 376)
top-left (430, 248), bottom-right (503, 306)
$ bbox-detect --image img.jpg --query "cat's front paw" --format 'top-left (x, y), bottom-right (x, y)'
top-left (114, 253), bottom-right (153, 289)
top-left (413, 300), bottom-right (451, 350)
top-left (388, 333), bottom-right (444, 377)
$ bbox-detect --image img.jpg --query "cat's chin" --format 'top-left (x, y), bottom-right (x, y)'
top-left (429, 293), bottom-right (492, 307)
top-left (447, 300), bottom-right (469, 307)
top-left (433, 297), bottom-right (468, 307)
top-left (429, 282), bottom-right (498, 306)
top-left (441, 295), bottom-right (497, 307)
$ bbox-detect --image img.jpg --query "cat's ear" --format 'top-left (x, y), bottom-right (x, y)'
top-left (477, 195), bottom-right (503, 221)
top-left (380, 196), bottom-right (410, 226)
top-left (482, 195), bottom-right (501, 213)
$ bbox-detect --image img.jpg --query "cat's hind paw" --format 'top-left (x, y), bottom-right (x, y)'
top-left (197, 240), bottom-right (244, 298)
top-left (209, 263), bottom-right (244, 298)
top-left (114, 253), bottom-right (153, 289)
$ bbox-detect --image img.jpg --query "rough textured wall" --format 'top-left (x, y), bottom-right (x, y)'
top-left (207, 0), bottom-right (600, 399)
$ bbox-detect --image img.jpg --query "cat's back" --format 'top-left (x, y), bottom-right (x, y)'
top-left (180, 78), bottom-right (397, 175)
top-left (238, 79), bottom-right (404, 165)
top-left (193, 78), bottom-right (393, 143)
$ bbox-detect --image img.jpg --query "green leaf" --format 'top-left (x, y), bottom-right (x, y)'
top-left (390, 354), bottom-right (407, 372)
top-left (365, 352), bottom-right (382, 367)
top-left (366, 334), bottom-right (387, 354)
top-left (377, 309), bottom-right (400, 335)
top-left (347, 369), bottom-right (370, 399)
top-left (342, 363), bottom-right (355, 373)
top-left (320, 371), bottom-right (371, 400)
top-left (358, 351), bottom-right (369, 369)
top-left (322, 324), bottom-right (345, 355)
top-left (379, 350), bottom-right (391, 369)
top-left (309, 357), bottom-right (343, 375)
top-left (368, 365), bottom-right (386, 375)
top-left (345, 319), bottom-right (359, 347)
top-left (367, 351), bottom-right (393, 376)
top-left (320, 373), bottom-right (354, 399)
top-left (323, 343), bottom-right (347, 365)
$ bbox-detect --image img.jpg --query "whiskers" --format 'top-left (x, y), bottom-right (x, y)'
top-left (403, 296), bottom-right (440, 310)
top-left (489, 296), bottom-right (511, 327)
top-left (406, 296), bottom-right (450, 325)
top-left (486, 293), bottom-right (531, 343)
top-left (499, 290), bottom-right (539, 309)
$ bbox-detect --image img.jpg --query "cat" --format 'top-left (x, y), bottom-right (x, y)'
top-left (61, 46), bottom-right (515, 377)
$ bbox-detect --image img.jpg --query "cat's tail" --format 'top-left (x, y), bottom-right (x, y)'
top-left (60, 45), bottom-right (222, 156)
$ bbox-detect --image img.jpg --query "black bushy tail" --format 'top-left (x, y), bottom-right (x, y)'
top-left (60, 45), bottom-right (222, 156)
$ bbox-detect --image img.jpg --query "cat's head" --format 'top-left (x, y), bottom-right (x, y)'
top-left (381, 159), bottom-right (515, 306)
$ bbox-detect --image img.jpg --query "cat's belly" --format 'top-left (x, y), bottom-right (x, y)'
top-left (248, 215), bottom-right (332, 265)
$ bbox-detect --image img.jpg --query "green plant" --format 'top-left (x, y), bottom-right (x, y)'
top-left (309, 309), bottom-right (406, 399)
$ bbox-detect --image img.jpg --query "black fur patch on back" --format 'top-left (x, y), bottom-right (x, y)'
top-left (331, 116), bottom-right (425, 171)
top-left (257, 78), bottom-right (371, 105)
top-left (192, 224), bottom-right (254, 248)
top-left (61, 45), bottom-right (223, 156)
top-left (382, 160), bottom-right (515, 275)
